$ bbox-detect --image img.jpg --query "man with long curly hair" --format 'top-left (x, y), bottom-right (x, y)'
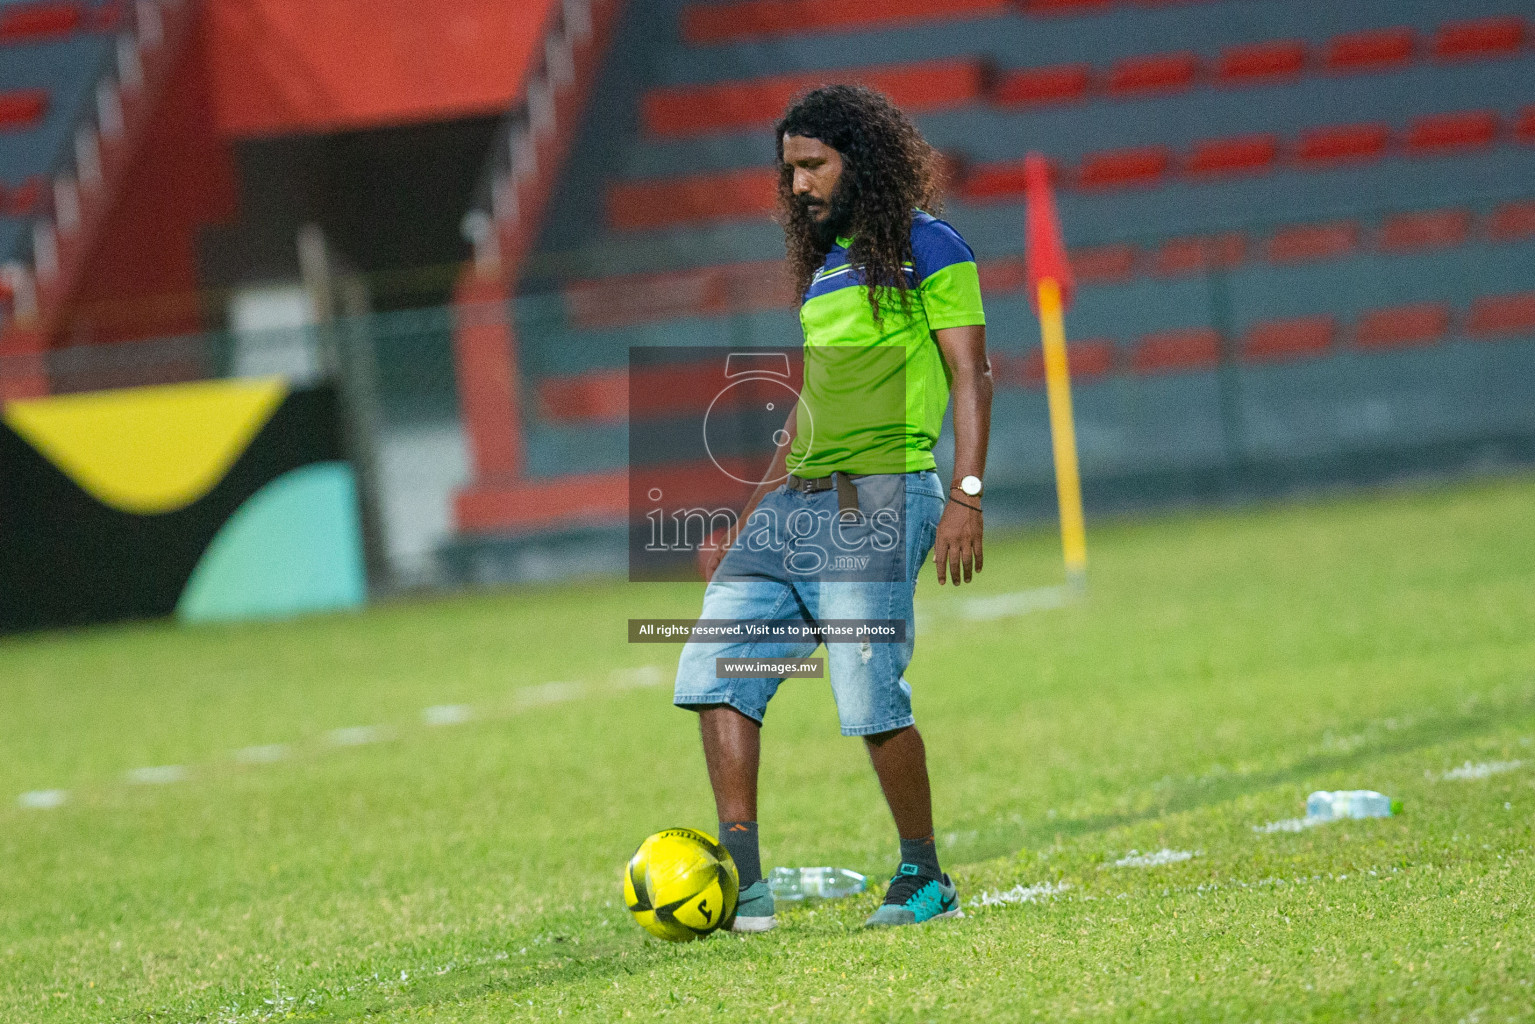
top-left (673, 85), bottom-right (992, 931)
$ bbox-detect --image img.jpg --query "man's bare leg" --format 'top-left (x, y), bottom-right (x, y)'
top-left (698, 705), bottom-right (765, 896)
top-left (699, 704), bottom-right (759, 822)
top-left (865, 725), bottom-right (944, 882)
top-left (864, 724), bottom-right (934, 840)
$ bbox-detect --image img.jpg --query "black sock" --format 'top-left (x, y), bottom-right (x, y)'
top-left (899, 834), bottom-right (941, 879)
top-left (719, 821), bottom-right (762, 888)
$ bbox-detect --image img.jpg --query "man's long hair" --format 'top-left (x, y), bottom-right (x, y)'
top-left (774, 85), bottom-right (946, 321)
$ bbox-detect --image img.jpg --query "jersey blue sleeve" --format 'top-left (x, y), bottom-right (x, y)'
top-left (913, 214), bottom-right (985, 330)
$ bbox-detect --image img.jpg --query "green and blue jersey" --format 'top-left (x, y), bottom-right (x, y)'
top-left (787, 211), bottom-right (986, 477)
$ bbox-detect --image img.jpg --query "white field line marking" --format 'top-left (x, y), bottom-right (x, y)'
top-left (1114, 848), bottom-right (1198, 868)
top-left (233, 744), bottom-right (288, 764)
top-left (328, 726), bottom-right (389, 747)
top-left (611, 666), bottom-right (664, 689)
top-left (1253, 816), bottom-right (1322, 833)
top-left (972, 881), bottom-right (1071, 907)
top-left (12, 665), bottom-right (677, 809)
top-left (514, 681), bottom-right (584, 709)
top-left (126, 765), bottom-right (187, 785)
top-left (423, 704), bottom-right (473, 726)
top-left (1436, 759), bottom-right (1523, 781)
top-left (920, 585), bottom-right (1072, 625)
top-left (17, 789), bottom-right (68, 809)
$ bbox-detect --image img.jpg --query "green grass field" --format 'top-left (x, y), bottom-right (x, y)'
top-left (4, 475), bottom-right (1534, 1022)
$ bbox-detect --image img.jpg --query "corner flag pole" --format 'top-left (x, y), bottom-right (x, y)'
top-left (1024, 154), bottom-right (1087, 591)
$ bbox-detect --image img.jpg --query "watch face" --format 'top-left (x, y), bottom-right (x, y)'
top-left (961, 475), bottom-right (983, 496)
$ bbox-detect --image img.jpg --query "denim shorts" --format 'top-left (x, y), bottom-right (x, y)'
top-left (673, 470), bottom-right (946, 736)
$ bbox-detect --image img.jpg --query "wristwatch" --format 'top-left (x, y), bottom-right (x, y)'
top-left (957, 475), bottom-right (983, 497)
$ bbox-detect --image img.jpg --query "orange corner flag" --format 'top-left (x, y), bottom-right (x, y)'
top-left (1024, 153), bottom-right (1074, 314)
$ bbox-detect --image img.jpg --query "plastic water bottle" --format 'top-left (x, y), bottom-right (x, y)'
top-left (1306, 790), bottom-right (1403, 821)
top-left (766, 866), bottom-right (867, 902)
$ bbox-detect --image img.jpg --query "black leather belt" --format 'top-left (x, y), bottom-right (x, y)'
top-left (786, 471), bottom-right (866, 518)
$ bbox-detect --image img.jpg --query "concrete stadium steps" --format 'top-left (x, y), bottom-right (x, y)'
top-left (509, 330), bottom-right (1535, 483)
top-left (656, 0), bottom-right (1525, 87)
top-left (0, 0), bottom-right (131, 269)
top-left (618, 39), bottom-right (1535, 180)
top-left (511, 231), bottom-right (1535, 406)
top-left (607, 88), bottom-right (1535, 233)
top-left (540, 198), bottom-right (1535, 335)
top-left (640, 15), bottom-right (1531, 140)
top-left (524, 147), bottom-right (1535, 289)
top-left (0, 33), bottom-right (114, 178)
top-left (0, 0), bottom-right (120, 43)
top-left (0, 28), bottom-right (116, 262)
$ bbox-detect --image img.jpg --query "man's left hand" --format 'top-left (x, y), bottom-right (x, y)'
top-left (933, 500), bottom-right (983, 585)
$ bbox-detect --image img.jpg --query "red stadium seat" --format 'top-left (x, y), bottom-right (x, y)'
top-left (1131, 328), bottom-right (1221, 374)
top-left (1024, 0), bottom-right (1116, 15)
top-left (3, 175), bottom-right (43, 215)
top-left (1106, 52), bottom-right (1199, 95)
top-left (977, 249), bottom-right (1137, 291)
top-left (564, 261), bottom-right (792, 329)
top-left (1077, 146), bottom-right (1171, 189)
top-left (1487, 199), bottom-right (1535, 242)
top-left (1148, 233), bottom-right (1244, 276)
top-left (1354, 302), bottom-right (1450, 349)
top-left (638, 61), bottom-right (982, 138)
top-left (1215, 40), bottom-right (1307, 85)
top-left (960, 161), bottom-right (1028, 200)
top-left (1323, 27), bottom-right (1415, 74)
top-left (1070, 243), bottom-right (1138, 283)
top-left (0, 1), bottom-right (82, 41)
top-left (606, 168), bottom-right (777, 231)
top-left (537, 369), bottom-right (628, 424)
top-left (1186, 134), bottom-right (1279, 177)
top-left (1264, 221), bottom-right (1359, 264)
top-left (1294, 123), bottom-right (1390, 165)
top-left (1432, 16), bottom-right (1526, 61)
top-left (959, 156), bottom-right (1066, 200)
top-left (1404, 110), bottom-right (1499, 154)
top-left (977, 258), bottom-right (1029, 294)
top-left (642, 60), bottom-right (988, 138)
top-left (679, 0), bottom-right (1009, 44)
top-left (1378, 209), bottom-right (1472, 252)
top-left (0, 89), bottom-right (48, 129)
top-left (1241, 315), bottom-right (1337, 362)
top-left (91, 0), bottom-right (124, 30)
top-left (1466, 292), bottom-right (1535, 339)
top-left (1021, 339), bottom-right (1117, 385)
top-left (1517, 107), bottom-right (1535, 143)
top-left (993, 64), bottom-right (1092, 106)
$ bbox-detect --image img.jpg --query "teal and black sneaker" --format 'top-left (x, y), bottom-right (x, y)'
top-left (863, 863), bottom-right (963, 928)
top-left (729, 879), bottom-right (777, 933)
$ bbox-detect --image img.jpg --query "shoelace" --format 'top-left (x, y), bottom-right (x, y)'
top-left (881, 871), bottom-right (941, 907)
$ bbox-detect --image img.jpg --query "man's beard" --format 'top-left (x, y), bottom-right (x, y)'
top-left (796, 181), bottom-right (854, 251)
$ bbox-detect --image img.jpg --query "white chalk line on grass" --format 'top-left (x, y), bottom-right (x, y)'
top-left (17, 789), bottom-right (67, 809)
top-left (126, 765), bottom-right (188, 785)
top-left (972, 880), bottom-right (1071, 907)
top-left (1114, 848), bottom-right (1199, 868)
top-left (234, 743), bottom-right (288, 764)
top-left (1253, 816), bottom-right (1319, 834)
top-left (423, 704), bottom-right (472, 726)
top-left (328, 725), bottom-right (391, 747)
top-left (919, 584), bottom-right (1073, 625)
top-left (11, 665), bottom-right (673, 809)
top-left (1434, 759), bottom-right (1524, 781)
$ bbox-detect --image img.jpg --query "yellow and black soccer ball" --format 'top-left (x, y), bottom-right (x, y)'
top-left (623, 828), bottom-right (739, 942)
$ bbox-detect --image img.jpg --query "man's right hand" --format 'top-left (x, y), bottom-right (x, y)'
top-left (698, 525), bottom-right (737, 583)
